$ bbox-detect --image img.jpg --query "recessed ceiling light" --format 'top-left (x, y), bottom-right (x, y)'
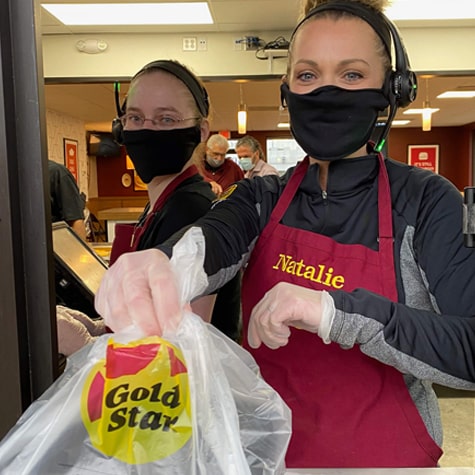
top-left (403, 108), bottom-right (440, 115)
top-left (277, 122), bottom-right (290, 128)
top-left (437, 91), bottom-right (475, 99)
top-left (391, 120), bottom-right (411, 126)
top-left (41, 3), bottom-right (213, 25)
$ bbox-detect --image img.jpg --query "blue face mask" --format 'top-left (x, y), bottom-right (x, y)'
top-left (240, 157), bottom-right (255, 171)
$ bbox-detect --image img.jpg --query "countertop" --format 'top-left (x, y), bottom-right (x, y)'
top-left (96, 207), bottom-right (143, 221)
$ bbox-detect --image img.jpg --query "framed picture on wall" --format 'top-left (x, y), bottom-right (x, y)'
top-left (407, 144), bottom-right (439, 174)
top-left (63, 138), bottom-right (79, 180)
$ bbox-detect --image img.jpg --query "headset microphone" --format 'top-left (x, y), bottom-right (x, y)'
top-left (111, 82), bottom-right (126, 144)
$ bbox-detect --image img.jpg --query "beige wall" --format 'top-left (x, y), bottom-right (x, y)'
top-left (45, 109), bottom-right (91, 197)
top-left (42, 27), bottom-right (475, 80)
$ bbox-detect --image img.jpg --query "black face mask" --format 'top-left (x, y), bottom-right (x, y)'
top-left (123, 126), bottom-right (201, 183)
top-left (281, 83), bottom-right (389, 161)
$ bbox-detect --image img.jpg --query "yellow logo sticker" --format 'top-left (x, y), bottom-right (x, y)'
top-left (81, 337), bottom-right (191, 464)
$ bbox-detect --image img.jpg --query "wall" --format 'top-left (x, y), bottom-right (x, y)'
top-left (45, 108), bottom-right (88, 195)
top-left (92, 124), bottom-right (474, 200)
top-left (233, 127), bottom-right (474, 191)
top-left (42, 27), bottom-right (475, 80)
top-left (96, 147), bottom-right (146, 197)
top-left (389, 124), bottom-right (474, 190)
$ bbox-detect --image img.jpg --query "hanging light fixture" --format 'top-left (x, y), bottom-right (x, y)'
top-left (237, 83), bottom-right (247, 134)
top-left (422, 77), bottom-right (432, 132)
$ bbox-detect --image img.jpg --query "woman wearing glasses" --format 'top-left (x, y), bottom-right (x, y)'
top-left (109, 60), bottom-right (218, 321)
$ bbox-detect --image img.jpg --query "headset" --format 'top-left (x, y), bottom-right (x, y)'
top-left (287, 0), bottom-right (417, 152)
top-left (111, 60), bottom-right (210, 144)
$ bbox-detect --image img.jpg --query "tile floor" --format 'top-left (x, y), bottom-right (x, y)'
top-left (438, 396), bottom-right (475, 467)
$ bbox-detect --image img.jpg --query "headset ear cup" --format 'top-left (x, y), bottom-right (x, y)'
top-left (111, 118), bottom-right (124, 145)
top-left (400, 70), bottom-right (417, 108)
top-left (389, 69), bottom-right (417, 109)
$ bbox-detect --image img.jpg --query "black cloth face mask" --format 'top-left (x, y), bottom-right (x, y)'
top-left (123, 126), bottom-right (201, 183)
top-left (281, 83), bottom-right (389, 161)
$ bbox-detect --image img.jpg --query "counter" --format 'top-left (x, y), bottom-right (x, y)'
top-left (96, 207), bottom-right (143, 241)
top-left (286, 469), bottom-right (474, 475)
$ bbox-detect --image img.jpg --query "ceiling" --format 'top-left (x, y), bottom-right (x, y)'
top-left (41, 0), bottom-right (475, 132)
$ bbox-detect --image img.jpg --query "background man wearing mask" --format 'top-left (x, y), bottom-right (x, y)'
top-left (235, 135), bottom-right (279, 178)
top-left (201, 133), bottom-right (243, 197)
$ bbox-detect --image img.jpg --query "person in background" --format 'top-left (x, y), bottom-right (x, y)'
top-left (201, 133), bottom-right (244, 196)
top-left (200, 135), bottom-right (243, 341)
top-left (49, 159), bottom-right (86, 240)
top-left (235, 135), bottom-right (279, 178)
top-left (95, 0), bottom-right (475, 469)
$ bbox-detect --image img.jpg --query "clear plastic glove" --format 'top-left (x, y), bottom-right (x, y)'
top-left (94, 228), bottom-right (209, 337)
top-left (247, 282), bottom-right (335, 349)
top-left (95, 248), bottom-right (182, 336)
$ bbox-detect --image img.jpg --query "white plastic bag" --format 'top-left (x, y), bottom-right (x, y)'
top-left (0, 229), bottom-right (291, 474)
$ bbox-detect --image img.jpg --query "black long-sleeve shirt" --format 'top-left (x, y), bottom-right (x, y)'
top-left (158, 154), bottom-right (475, 445)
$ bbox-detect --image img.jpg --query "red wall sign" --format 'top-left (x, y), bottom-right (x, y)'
top-left (64, 138), bottom-right (79, 180)
top-left (407, 145), bottom-right (439, 174)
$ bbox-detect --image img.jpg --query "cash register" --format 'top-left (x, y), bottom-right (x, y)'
top-left (52, 221), bottom-right (108, 319)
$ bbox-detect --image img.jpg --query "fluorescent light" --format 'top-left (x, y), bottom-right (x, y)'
top-left (403, 108), bottom-right (440, 115)
top-left (41, 3), bottom-right (213, 25)
top-left (391, 120), bottom-right (411, 126)
top-left (437, 91), bottom-right (475, 99)
top-left (385, 0), bottom-right (475, 20)
top-left (277, 122), bottom-right (290, 128)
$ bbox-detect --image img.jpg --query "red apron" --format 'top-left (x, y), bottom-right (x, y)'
top-left (109, 165), bottom-right (199, 265)
top-left (241, 156), bottom-right (442, 468)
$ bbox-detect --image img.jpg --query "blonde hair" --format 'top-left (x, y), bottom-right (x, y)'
top-left (299, 0), bottom-right (391, 19)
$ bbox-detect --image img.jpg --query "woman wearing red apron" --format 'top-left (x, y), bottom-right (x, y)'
top-left (96, 0), bottom-right (475, 468)
top-left (241, 154), bottom-right (441, 467)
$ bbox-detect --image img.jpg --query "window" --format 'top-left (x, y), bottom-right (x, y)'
top-left (266, 138), bottom-right (305, 174)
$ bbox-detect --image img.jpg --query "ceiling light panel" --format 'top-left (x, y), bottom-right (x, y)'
top-left (41, 3), bottom-right (213, 25)
top-left (437, 91), bottom-right (475, 99)
top-left (403, 108), bottom-right (440, 115)
top-left (386, 0), bottom-right (475, 20)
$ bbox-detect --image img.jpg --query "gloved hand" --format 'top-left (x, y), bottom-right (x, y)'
top-left (57, 305), bottom-right (106, 336)
top-left (247, 282), bottom-right (335, 349)
top-left (56, 306), bottom-right (101, 356)
top-left (95, 248), bottom-right (182, 336)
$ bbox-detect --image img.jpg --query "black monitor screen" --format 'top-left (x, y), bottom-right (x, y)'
top-left (52, 221), bottom-right (108, 317)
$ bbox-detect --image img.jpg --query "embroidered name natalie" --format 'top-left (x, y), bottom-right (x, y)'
top-left (272, 253), bottom-right (345, 289)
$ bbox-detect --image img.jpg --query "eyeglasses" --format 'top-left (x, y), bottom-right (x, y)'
top-left (120, 113), bottom-right (200, 130)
